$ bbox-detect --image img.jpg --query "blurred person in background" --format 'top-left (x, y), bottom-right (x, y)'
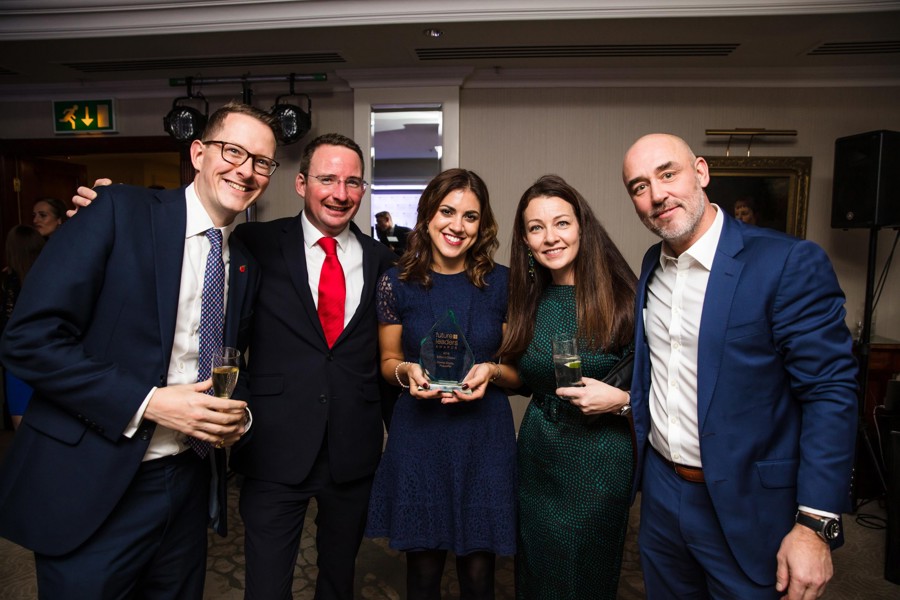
top-left (1, 225), bottom-right (45, 429)
top-left (32, 197), bottom-right (67, 238)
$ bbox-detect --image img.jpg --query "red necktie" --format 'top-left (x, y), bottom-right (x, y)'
top-left (317, 237), bottom-right (345, 347)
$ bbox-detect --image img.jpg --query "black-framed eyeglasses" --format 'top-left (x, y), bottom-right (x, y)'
top-left (307, 174), bottom-right (369, 192)
top-left (203, 140), bottom-right (279, 176)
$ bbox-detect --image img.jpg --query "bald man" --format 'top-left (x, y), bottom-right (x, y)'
top-left (623, 133), bottom-right (857, 599)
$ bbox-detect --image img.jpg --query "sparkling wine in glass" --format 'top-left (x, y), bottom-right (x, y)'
top-left (212, 347), bottom-right (240, 398)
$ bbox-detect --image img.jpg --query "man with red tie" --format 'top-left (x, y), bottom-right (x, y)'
top-left (229, 133), bottom-right (396, 600)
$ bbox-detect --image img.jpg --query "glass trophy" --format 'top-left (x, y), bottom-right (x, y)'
top-left (419, 309), bottom-right (475, 392)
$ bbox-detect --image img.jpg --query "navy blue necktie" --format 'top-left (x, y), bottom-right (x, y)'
top-left (187, 228), bottom-right (225, 458)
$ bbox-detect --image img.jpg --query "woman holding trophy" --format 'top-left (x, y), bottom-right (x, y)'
top-left (365, 169), bottom-right (518, 600)
top-left (499, 175), bottom-right (636, 599)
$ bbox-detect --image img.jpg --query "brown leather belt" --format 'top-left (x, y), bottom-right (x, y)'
top-left (652, 447), bottom-right (705, 483)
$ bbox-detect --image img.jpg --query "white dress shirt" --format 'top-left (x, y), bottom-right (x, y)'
top-left (125, 183), bottom-right (236, 460)
top-left (644, 204), bottom-right (834, 518)
top-left (646, 205), bottom-right (724, 468)
top-left (301, 211), bottom-right (363, 327)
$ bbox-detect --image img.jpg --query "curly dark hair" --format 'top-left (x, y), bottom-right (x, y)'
top-left (397, 168), bottom-right (498, 289)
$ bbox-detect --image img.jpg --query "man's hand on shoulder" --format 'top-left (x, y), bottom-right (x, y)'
top-left (68, 177), bottom-right (111, 217)
top-left (775, 523), bottom-right (833, 599)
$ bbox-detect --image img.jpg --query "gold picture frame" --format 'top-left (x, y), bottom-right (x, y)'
top-left (705, 156), bottom-right (812, 239)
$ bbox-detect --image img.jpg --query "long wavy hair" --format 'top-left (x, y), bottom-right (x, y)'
top-left (397, 168), bottom-right (498, 289)
top-left (499, 174), bottom-right (636, 358)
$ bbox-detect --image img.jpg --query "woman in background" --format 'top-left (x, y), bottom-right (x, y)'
top-left (499, 174), bottom-right (636, 599)
top-left (1, 225), bottom-right (46, 428)
top-left (366, 169), bottom-right (518, 600)
top-left (32, 197), bottom-right (67, 238)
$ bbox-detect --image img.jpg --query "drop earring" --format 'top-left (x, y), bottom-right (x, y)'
top-left (527, 249), bottom-right (535, 281)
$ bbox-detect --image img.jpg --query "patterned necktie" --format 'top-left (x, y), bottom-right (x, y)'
top-left (188, 228), bottom-right (225, 458)
top-left (317, 237), bottom-right (345, 348)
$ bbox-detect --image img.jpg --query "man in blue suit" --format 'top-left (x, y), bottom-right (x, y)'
top-left (0, 102), bottom-right (276, 598)
top-left (622, 133), bottom-right (857, 599)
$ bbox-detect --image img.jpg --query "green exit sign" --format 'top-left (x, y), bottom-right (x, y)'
top-left (52, 100), bottom-right (117, 134)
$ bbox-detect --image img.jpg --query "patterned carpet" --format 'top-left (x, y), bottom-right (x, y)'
top-left (0, 428), bottom-right (897, 598)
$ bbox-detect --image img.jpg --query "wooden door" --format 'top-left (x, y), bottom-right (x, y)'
top-left (13, 157), bottom-right (87, 228)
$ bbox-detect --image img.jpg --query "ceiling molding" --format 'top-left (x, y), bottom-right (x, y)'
top-left (2, 0), bottom-right (899, 40)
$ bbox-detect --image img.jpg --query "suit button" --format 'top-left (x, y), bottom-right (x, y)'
top-left (159, 375), bottom-right (165, 384)
top-left (326, 353), bottom-right (334, 361)
top-left (319, 395), bottom-right (328, 404)
top-left (138, 427), bottom-right (152, 440)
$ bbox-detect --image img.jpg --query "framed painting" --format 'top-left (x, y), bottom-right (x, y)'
top-left (705, 156), bottom-right (812, 239)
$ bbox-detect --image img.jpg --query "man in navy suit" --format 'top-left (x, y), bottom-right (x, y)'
top-left (622, 133), bottom-right (857, 599)
top-left (229, 133), bottom-right (396, 600)
top-left (0, 102), bottom-right (277, 598)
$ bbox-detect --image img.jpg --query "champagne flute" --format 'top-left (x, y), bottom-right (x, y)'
top-left (212, 347), bottom-right (241, 398)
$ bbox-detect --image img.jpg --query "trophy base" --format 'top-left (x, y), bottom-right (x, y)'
top-left (419, 380), bottom-right (471, 393)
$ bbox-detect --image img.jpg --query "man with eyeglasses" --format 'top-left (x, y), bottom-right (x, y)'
top-left (229, 132), bottom-right (396, 600)
top-left (0, 102), bottom-right (277, 598)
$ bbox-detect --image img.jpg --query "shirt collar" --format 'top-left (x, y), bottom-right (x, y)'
top-left (301, 210), bottom-right (351, 251)
top-left (658, 204), bottom-right (724, 271)
top-left (184, 182), bottom-right (237, 242)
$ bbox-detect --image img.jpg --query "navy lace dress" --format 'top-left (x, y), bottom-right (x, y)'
top-left (365, 266), bottom-right (517, 556)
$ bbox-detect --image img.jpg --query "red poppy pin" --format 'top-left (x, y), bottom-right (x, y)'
top-left (239, 265), bottom-right (247, 273)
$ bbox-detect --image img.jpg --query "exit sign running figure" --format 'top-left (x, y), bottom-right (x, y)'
top-left (53, 100), bottom-right (117, 134)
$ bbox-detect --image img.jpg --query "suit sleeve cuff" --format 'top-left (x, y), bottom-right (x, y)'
top-left (123, 387), bottom-right (156, 438)
top-left (798, 505), bottom-right (840, 519)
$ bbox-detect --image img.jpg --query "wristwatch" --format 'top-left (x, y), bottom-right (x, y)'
top-left (795, 511), bottom-right (841, 542)
top-left (616, 392), bottom-right (632, 417)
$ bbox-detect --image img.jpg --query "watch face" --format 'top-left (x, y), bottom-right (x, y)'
top-left (823, 519), bottom-right (841, 540)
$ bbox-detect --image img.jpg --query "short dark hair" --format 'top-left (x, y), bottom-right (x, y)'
top-left (375, 211), bottom-right (391, 220)
top-left (299, 133), bottom-right (365, 177)
top-left (202, 101), bottom-right (278, 142)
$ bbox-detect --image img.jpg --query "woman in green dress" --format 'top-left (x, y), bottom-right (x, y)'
top-left (498, 174), bottom-right (636, 599)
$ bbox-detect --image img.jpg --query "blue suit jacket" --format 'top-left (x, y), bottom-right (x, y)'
top-left (0, 185), bottom-right (259, 555)
top-left (630, 212), bottom-right (857, 585)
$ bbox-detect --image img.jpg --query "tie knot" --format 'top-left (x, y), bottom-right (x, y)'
top-left (318, 237), bottom-right (338, 256)
top-left (206, 228), bottom-right (223, 250)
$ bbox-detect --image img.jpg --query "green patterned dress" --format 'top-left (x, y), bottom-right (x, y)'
top-left (516, 285), bottom-right (634, 600)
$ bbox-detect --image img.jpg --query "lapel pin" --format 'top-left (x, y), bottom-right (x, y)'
top-left (239, 265), bottom-right (247, 273)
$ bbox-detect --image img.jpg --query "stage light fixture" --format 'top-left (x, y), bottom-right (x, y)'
top-left (270, 76), bottom-right (312, 145)
top-left (164, 80), bottom-right (208, 143)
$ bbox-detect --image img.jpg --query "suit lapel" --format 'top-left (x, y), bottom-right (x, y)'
top-left (283, 213), bottom-right (326, 343)
top-left (696, 216), bottom-right (745, 429)
top-left (341, 221), bottom-right (378, 340)
top-left (224, 234), bottom-right (250, 345)
top-left (150, 189), bottom-right (188, 366)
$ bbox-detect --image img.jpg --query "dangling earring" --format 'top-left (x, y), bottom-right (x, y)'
top-left (527, 249), bottom-right (535, 281)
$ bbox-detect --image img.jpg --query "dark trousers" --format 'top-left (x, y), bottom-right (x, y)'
top-left (639, 448), bottom-right (777, 600)
top-left (35, 451), bottom-right (209, 600)
top-left (240, 443), bottom-right (374, 600)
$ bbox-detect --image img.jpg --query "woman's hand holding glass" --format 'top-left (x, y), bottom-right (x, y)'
top-left (557, 378), bottom-right (630, 416)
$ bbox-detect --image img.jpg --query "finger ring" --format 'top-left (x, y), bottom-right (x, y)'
top-left (214, 440), bottom-right (224, 449)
